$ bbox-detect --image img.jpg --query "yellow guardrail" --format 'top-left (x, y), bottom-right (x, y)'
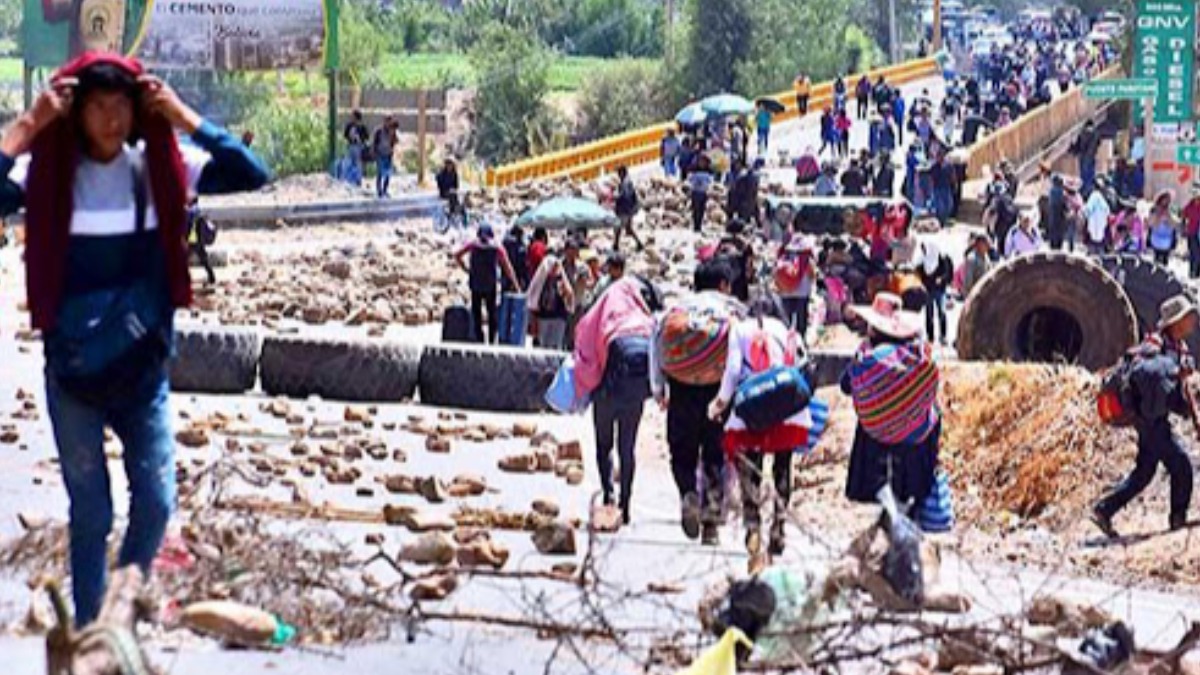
top-left (485, 57), bottom-right (942, 188)
top-left (965, 65), bottom-right (1121, 180)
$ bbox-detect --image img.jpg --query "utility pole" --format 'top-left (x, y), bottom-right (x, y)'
top-left (888, 0), bottom-right (900, 63)
top-left (932, 0), bottom-right (942, 52)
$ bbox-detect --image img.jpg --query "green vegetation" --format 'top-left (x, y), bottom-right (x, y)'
top-left (578, 60), bottom-right (671, 139)
top-left (470, 25), bottom-right (563, 164)
top-left (0, 57), bottom-right (20, 83)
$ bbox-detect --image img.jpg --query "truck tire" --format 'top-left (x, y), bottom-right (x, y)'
top-left (419, 344), bottom-right (565, 412)
top-left (170, 326), bottom-right (262, 394)
top-left (260, 335), bottom-right (420, 402)
top-left (957, 252), bottom-right (1137, 371)
top-left (1100, 254), bottom-right (1200, 355)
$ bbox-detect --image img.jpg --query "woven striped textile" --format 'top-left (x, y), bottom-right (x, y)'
top-left (849, 340), bottom-right (939, 445)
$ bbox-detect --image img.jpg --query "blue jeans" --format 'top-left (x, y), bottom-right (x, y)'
top-left (662, 156), bottom-right (678, 178)
top-left (757, 128), bottom-right (770, 155)
top-left (46, 367), bottom-right (175, 627)
top-left (1080, 157), bottom-right (1096, 198)
top-left (376, 155), bottom-right (393, 197)
top-left (346, 144), bottom-right (363, 185)
top-left (925, 287), bottom-right (947, 343)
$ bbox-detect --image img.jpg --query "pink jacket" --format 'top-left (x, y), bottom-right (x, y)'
top-left (572, 278), bottom-right (654, 398)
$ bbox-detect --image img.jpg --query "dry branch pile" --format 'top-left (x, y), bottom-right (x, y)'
top-left (939, 363), bottom-right (1135, 531)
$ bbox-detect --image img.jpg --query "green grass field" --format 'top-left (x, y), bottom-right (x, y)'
top-left (0, 53), bottom-right (655, 93)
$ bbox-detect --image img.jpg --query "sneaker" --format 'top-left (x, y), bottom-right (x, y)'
top-left (681, 493), bottom-right (701, 541)
top-left (1090, 509), bottom-right (1119, 539)
top-left (701, 522), bottom-right (720, 546)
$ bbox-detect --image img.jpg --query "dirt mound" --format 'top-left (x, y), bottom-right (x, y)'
top-left (939, 362), bottom-right (1135, 531)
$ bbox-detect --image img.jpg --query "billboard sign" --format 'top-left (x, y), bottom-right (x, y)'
top-left (23, 0), bottom-right (339, 71)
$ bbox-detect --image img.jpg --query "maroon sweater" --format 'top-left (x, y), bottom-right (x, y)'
top-left (24, 52), bottom-right (190, 332)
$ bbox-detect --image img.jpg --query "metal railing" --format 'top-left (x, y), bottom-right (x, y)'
top-left (485, 57), bottom-right (942, 188)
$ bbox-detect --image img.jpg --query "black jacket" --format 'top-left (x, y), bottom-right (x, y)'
top-left (436, 168), bottom-right (459, 199)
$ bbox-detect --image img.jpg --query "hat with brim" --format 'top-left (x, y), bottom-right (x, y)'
top-left (972, 231), bottom-right (992, 247)
top-left (1064, 176), bottom-right (1082, 192)
top-left (847, 292), bottom-right (922, 340)
top-left (1159, 295), bottom-right (1198, 330)
top-left (580, 248), bottom-right (599, 263)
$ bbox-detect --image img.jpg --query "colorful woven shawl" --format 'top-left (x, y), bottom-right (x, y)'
top-left (849, 340), bottom-right (939, 445)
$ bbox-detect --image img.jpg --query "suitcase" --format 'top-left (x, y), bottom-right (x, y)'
top-left (497, 293), bottom-right (528, 347)
top-left (442, 305), bottom-right (474, 343)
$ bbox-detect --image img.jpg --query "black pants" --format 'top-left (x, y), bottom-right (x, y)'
top-left (797, 94), bottom-right (809, 115)
top-left (1096, 417), bottom-right (1194, 523)
top-left (1189, 233), bottom-right (1200, 279)
top-left (737, 451), bottom-right (793, 530)
top-left (856, 96), bottom-right (868, 119)
top-left (781, 296), bottom-right (809, 340)
top-left (470, 289), bottom-right (498, 344)
top-left (190, 243), bottom-right (216, 284)
top-left (667, 380), bottom-right (725, 523)
top-left (1154, 250), bottom-right (1171, 267)
top-left (594, 385), bottom-right (647, 510)
top-left (691, 193), bottom-right (708, 232)
top-left (838, 135), bottom-right (849, 157)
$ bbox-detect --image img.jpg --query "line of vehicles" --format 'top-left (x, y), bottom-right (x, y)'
top-left (919, 2), bottom-right (1127, 60)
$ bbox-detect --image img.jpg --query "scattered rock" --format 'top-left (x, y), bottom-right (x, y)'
top-left (355, 487), bottom-right (374, 498)
top-left (647, 582), bottom-right (685, 595)
top-left (382, 504), bottom-right (417, 526)
top-left (321, 260), bottom-right (351, 280)
top-left (556, 441), bottom-right (583, 462)
top-left (531, 499), bottom-right (560, 518)
top-left (418, 477), bottom-right (447, 504)
top-left (175, 429), bottom-right (210, 448)
top-left (512, 422), bottom-right (538, 438)
top-left (410, 573), bottom-right (458, 601)
top-left (0, 429), bottom-right (19, 444)
top-left (425, 436), bottom-right (451, 454)
top-left (457, 539), bottom-right (510, 569)
top-left (290, 442), bottom-right (310, 457)
top-left (565, 466), bottom-right (585, 486)
top-left (406, 512), bottom-right (456, 533)
top-left (499, 453), bottom-right (538, 473)
top-left (383, 474), bottom-right (417, 494)
top-left (532, 521), bottom-right (576, 555)
top-left (533, 449), bottom-right (555, 473)
top-left (398, 532), bottom-right (456, 566)
top-left (182, 600), bottom-right (278, 645)
top-left (263, 399), bottom-right (290, 418)
top-left (550, 563), bottom-right (578, 578)
top-left (364, 533), bottom-right (384, 546)
top-left (530, 431), bottom-right (558, 448)
top-left (447, 475), bottom-right (487, 498)
top-left (344, 406), bottom-right (372, 424)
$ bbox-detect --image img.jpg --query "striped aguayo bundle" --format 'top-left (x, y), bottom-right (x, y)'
top-left (849, 340), bottom-right (940, 445)
top-left (659, 303), bottom-right (734, 386)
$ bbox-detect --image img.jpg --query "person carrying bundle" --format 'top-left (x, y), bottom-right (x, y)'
top-left (842, 294), bottom-right (952, 533)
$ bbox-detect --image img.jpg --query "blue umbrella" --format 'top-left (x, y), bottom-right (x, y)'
top-left (700, 93), bottom-right (755, 117)
top-left (515, 196), bottom-right (619, 231)
top-left (675, 102), bottom-right (709, 126)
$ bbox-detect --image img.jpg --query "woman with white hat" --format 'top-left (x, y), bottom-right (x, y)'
top-left (1004, 206), bottom-right (1043, 258)
top-left (842, 293), bottom-right (950, 531)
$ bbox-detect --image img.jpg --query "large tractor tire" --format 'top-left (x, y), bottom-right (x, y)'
top-left (260, 335), bottom-right (420, 402)
top-left (1100, 255), bottom-right (1200, 356)
top-left (170, 326), bottom-right (262, 394)
top-left (957, 252), bottom-right (1137, 371)
top-left (418, 344), bottom-right (565, 413)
